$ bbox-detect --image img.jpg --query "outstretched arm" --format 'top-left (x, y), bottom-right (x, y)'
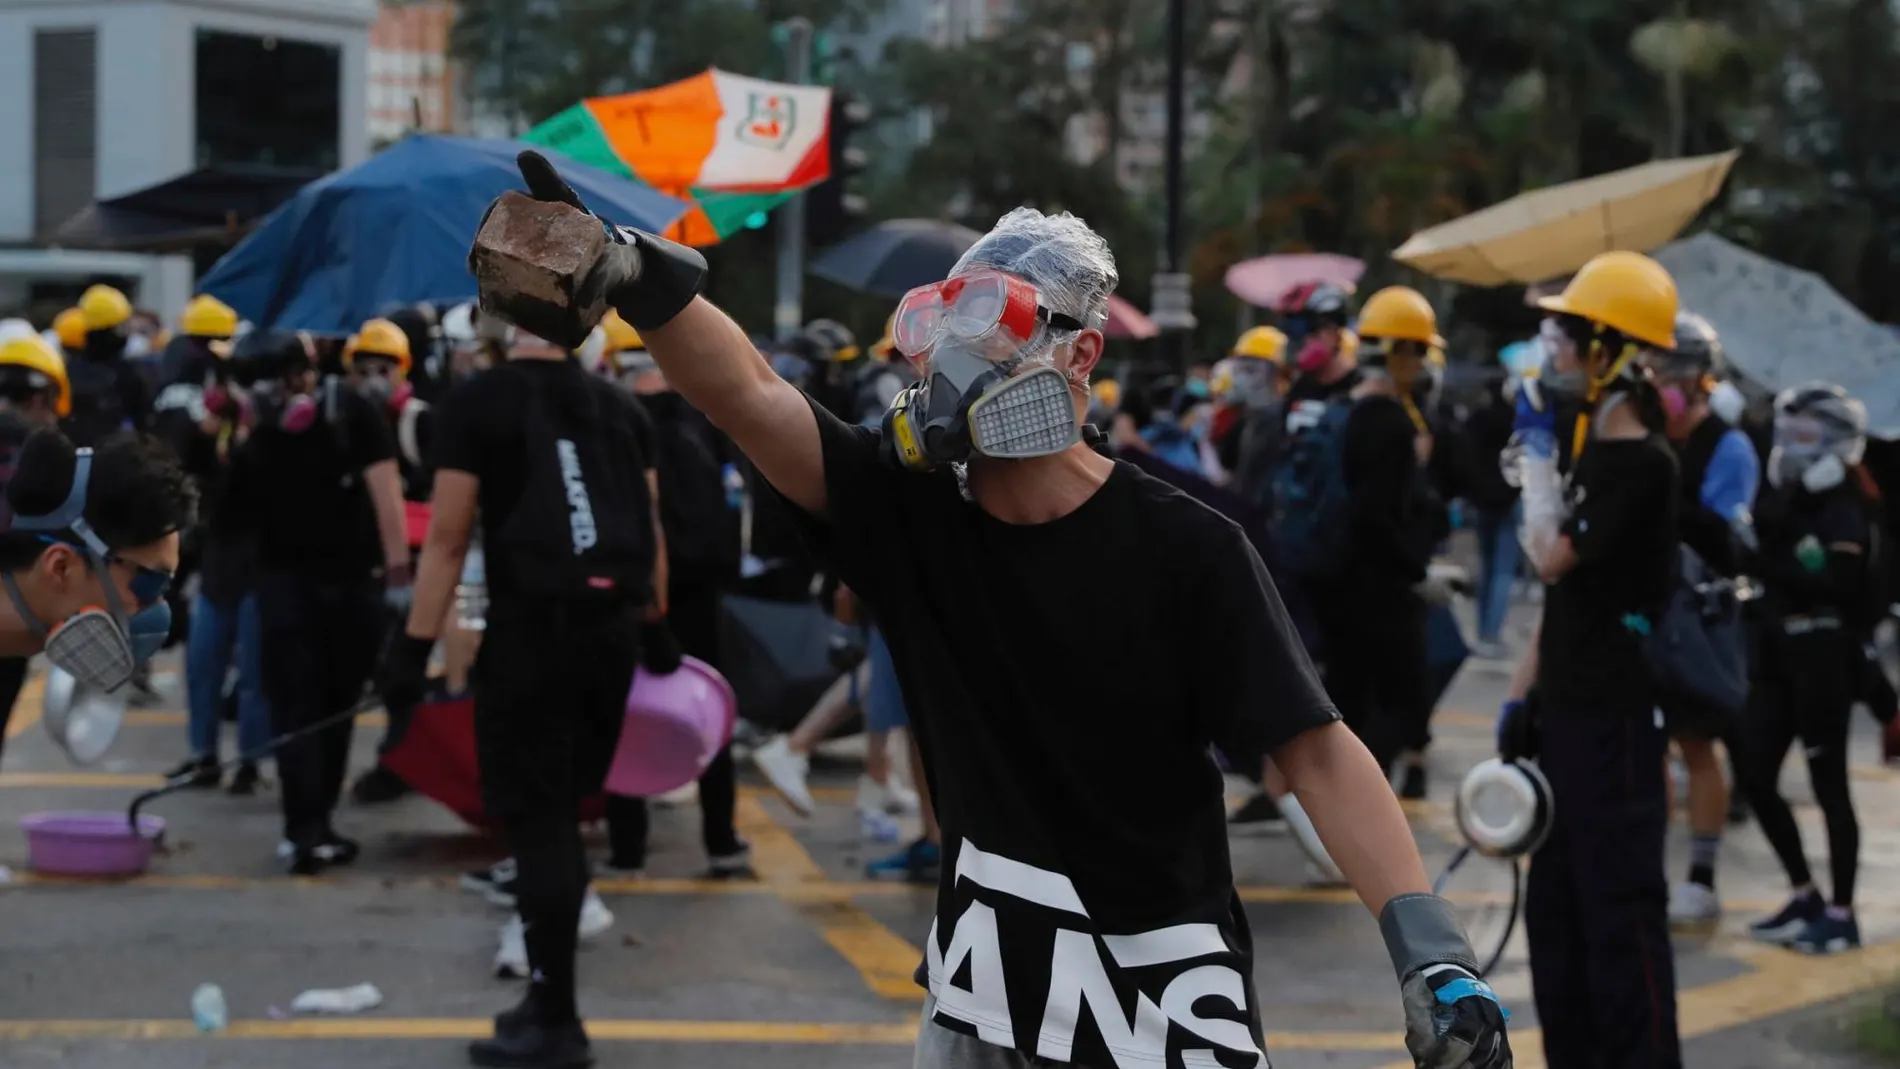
top-left (641, 299), bottom-right (829, 516)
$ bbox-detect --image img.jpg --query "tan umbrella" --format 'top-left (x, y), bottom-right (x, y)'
top-left (1392, 150), bottom-right (1739, 286)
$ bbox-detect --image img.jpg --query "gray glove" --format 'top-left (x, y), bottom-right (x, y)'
top-left (1381, 893), bottom-right (1513, 1069)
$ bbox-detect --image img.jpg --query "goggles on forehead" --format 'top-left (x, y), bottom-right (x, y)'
top-left (891, 269), bottom-right (1085, 360)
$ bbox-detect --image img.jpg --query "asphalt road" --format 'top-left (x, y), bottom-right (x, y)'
top-left (1, 596), bottom-right (1897, 1069)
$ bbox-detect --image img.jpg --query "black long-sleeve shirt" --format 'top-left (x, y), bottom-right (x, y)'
top-left (1342, 395), bottom-right (1438, 585)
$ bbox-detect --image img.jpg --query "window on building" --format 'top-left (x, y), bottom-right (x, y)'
top-left (34, 29), bottom-right (98, 237)
top-left (195, 30), bottom-right (341, 171)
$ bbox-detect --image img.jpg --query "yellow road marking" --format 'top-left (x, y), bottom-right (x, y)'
top-left (1363, 921), bottom-right (1900, 1069)
top-left (738, 792), bottom-right (926, 1002)
top-left (0, 1015), bottom-right (1405, 1049)
top-left (3, 673), bottom-right (46, 741)
top-left (0, 771), bottom-right (167, 789)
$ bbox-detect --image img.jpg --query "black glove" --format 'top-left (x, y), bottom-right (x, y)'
top-left (1496, 693), bottom-right (1539, 763)
top-left (379, 634), bottom-right (435, 718)
top-left (511, 151), bottom-right (708, 333)
top-left (1382, 894), bottom-right (1514, 1069)
top-left (640, 618), bottom-right (684, 675)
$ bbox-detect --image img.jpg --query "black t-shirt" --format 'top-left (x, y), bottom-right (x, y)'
top-left (231, 383), bottom-right (396, 580)
top-left (1754, 482), bottom-right (1874, 623)
top-left (790, 396), bottom-right (1338, 1069)
top-left (1342, 395), bottom-right (1435, 585)
top-left (1538, 435), bottom-right (1679, 716)
top-left (431, 359), bottom-right (655, 600)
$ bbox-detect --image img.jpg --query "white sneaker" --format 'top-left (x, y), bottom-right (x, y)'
top-left (578, 887), bottom-right (614, 940)
top-left (857, 773), bottom-right (920, 816)
top-left (1668, 881), bottom-right (1722, 926)
top-left (752, 736), bottom-right (815, 816)
top-left (494, 914), bottom-right (528, 979)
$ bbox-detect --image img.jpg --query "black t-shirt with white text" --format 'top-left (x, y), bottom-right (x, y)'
top-left (790, 396), bottom-right (1338, 1069)
top-left (430, 359), bottom-right (655, 601)
top-left (230, 383), bottom-right (397, 580)
top-left (1538, 434), bottom-right (1679, 716)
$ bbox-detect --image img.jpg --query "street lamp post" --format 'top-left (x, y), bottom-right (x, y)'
top-left (1151, 0), bottom-right (1196, 368)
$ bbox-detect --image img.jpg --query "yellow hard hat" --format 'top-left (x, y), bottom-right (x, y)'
top-left (78, 284), bottom-right (133, 332)
top-left (1357, 286), bottom-right (1446, 348)
top-left (179, 294), bottom-right (238, 339)
top-left (870, 314), bottom-right (897, 363)
top-left (348, 317), bottom-right (412, 375)
top-left (53, 308), bottom-right (87, 350)
top-left (1230, 326), bottom-right (1288, 363)
top-left (0, 336), bottom-right (72, 417)
top-left (601, 309), bottom-right (643, 354)
top-left (1536, 251), bottom-right (1678, 350)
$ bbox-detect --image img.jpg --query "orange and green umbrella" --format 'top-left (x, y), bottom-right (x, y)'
top-left (524, 69), bottom-right (835, 246)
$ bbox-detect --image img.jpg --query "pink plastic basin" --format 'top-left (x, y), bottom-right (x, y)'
top-left (22, 811), bottom-right (165, 877)
top-left (604, 656), bottom-right (737, 799)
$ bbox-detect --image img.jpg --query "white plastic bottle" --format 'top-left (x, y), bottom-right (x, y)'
top-left (190, 983), bottom-right (228, 1032)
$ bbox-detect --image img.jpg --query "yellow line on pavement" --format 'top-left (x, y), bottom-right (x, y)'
top-left (738, 792), bottom-right (926, 1002)
top-left (0, 771), bottom-right (167, 789)
top-left (1362, 927), bottom-right (1900, 1069)
top-left (3, 674), bottom-right (46, 740)
top-left (0, 1015), bottom-right (1404, 1049)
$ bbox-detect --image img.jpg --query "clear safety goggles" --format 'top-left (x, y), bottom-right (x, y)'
top-left (1772, 414), bottom-right (1832, 453)
top-left (891, 269), bottom-right (1085, 363)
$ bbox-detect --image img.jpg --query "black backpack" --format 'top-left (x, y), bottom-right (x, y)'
top-left (649, 403), bottom-right (740, 585)
top-left (493, 368), bottom-right (654, 602)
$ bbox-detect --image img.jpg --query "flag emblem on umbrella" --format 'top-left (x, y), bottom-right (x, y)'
top-left (737, 94), bottom-right (796, 149)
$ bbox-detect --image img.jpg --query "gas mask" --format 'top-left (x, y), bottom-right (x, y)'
top-left (251, 378), bottom-right (319, 433)
top-left (880, 269), bottom-right (1091, 472)
top-left (0, 450), bottom-right (173, 692)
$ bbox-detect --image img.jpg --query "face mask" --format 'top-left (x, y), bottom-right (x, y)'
top-left (1294, 336), bottom-right (1334, 373)
top-left (253, 380), bottom-right (318, 433)
top-left (883, 343), bottom-right (1079, 471)
top-left (0, 451), bottom-right (173, 691)
top-left (1770, 446), bottom-right (1846, 493)
top-left (1661, 385), bottom-right (1687, 419)
top-left (357, 375), bottom-right (393, 407)
top-left (1709, 380), bottom-right (1745, 424)
top-left (1185, 379), bottom-right (1210, 400)
top-left (123, 334), bottom-right (152, 359)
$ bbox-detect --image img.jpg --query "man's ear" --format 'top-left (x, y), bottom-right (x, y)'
top-left (1067, 329), bottom-right (1105, 381)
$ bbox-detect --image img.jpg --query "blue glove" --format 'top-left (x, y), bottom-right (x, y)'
top-left (1513, 384), bottom-right (1556, 438)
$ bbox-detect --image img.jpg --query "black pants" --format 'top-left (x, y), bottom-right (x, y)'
top-left (1525, 709), bottom-right (1682, 1069)
top-left (0, 656), bottom-right (29, 766)
top-left (476, 595), bottom-right (640, 1024)
top-left (606, 581), bottom-right (742, 866)
top-left (256, 570), bottom-right (385, 848)
top-left (1309, 576), bottom-right (1429, 771)
top-left (1740, 630), bottom-right (1860, 906)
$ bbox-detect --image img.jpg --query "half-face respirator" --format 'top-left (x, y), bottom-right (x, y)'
top-left (881, 269), bottom-right (1091, 472)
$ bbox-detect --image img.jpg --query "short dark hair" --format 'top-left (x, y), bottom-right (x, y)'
top-left (0, 430), bottom-right (197, 571)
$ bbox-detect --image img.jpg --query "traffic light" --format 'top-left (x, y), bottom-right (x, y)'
top-left (806, 91), bottom-right (871, 247)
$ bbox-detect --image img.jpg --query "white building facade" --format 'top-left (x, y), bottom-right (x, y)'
top-left (0, 0), bottom-right (375, 322)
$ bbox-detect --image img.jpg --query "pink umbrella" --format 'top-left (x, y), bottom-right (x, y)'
top-left (1104, 295), bottom-right (1159, 340)
top-left (1224, 254), bottom-right (1366, 309)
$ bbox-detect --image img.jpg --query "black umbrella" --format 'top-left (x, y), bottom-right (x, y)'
top-left (717, 595), bottom-right (859, 732)
top-left (809, 219), bottom-right (983, 298)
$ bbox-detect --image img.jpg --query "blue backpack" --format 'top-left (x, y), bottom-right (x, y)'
top-left (1271, 399), bottom-right (1355, 582)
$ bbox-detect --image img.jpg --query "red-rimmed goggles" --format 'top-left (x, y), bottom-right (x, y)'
top-left (891, 270), bottom-right (1086, 360)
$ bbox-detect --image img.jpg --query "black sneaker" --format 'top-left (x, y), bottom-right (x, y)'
top-left (1398, 764), bottom-right (1428, 801)
top-left (1790, 911), bottom-right (1862, 955)
top-left (166, 756), bottom-right (221, 789)
top-left (1750, 888), bottom-right (1825, 945)
top-left (468, 1014), bottom-right (594, 1069)
top-left (705, 842), bottom-right (756, 881)
top-left (1227, 793), bottom-right (1284, 835)
top-left (319, 833), bottom-right (361, 866)
top-left (351, 765), bottom-right (412, 804)
top-left (227, 762), bottom-right (260, 797)
top-left (463, 859), bottom-right (519, 907)
top-left (286, 846), bottom-right (327, 877)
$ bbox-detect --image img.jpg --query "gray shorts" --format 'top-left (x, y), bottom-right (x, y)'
top-left (914, 995), bottom-right (1064, 1069)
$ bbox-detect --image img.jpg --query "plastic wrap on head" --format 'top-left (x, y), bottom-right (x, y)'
top-left (440, 302), bottom-right (478, 345)
top-left (950, 208), bottom-right (1119, 331)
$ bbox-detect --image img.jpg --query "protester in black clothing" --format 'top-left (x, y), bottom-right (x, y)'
top-left (64, 285), bottom-right (151, 447)
top-left (1740, 382), bottom-right (1880, 956)
top-left (384, 331), bottom-right (669, 1069)
top-left (1313, 286), bottom-right (1445, 798)
top-left (600, 346), bottom-right (751, 878)
top-left (0, 430), bottom-right (194, 761)
top-left (1280, 281), bottom-right (1360, 407)
top-left (0, 337), bottom-right (79, 760)
top-left (1503, 252), bottom-right (1683, 1069)
top-left (224, 331), bottom-right (412, 875)
top-left (478, 158), bottom-right (1513, 1069)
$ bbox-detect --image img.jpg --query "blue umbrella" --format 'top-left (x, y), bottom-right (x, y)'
top-left (197, 135), bottom-right (691, 334)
